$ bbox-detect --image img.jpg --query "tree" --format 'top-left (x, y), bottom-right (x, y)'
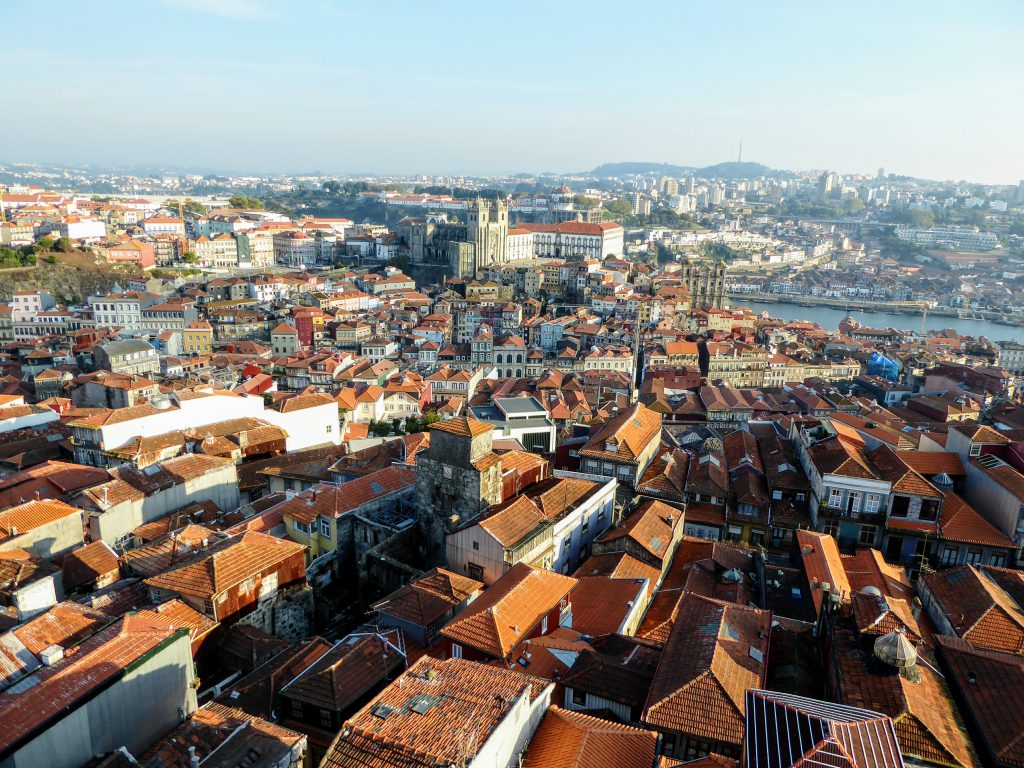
top-left (604, 198), bottom-right (634, 218)
top-left (53, 237), bottom-right (74, 253)
top-left (228, 195), bottom-right (264, 210)
top-left (842, 198), bottom-right (865, 215)
top-left (165, 198), bottom-right (206, 217)
top-left (182, 252), bottom-right (199, 265)
top-left (909, 209), bottom-right (935, 228)
top-left (35, 236), bottom-right (56, 254)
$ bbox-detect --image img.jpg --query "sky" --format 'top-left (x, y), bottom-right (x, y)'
top-left (5, 0), bottom-right (1023, 183)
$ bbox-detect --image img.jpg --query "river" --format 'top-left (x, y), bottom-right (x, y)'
top-left (735, 301), bottom-right (1024, 343)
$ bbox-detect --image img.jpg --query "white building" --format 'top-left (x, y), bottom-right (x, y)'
top-left (519, 222), bottom-right (624, 260)
top-left (273, 231), bottom-right (316, 267)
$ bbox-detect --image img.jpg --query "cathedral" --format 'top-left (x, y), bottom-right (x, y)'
top-left (397, 197), bottom-right (508, 280)
top-left (680, 258), bottom-right (727, 309)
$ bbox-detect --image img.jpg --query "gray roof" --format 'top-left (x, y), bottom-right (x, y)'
top-left (100, 339), bottom-right (157, 356)
top-left (493, 396), bottom-right (546, 416)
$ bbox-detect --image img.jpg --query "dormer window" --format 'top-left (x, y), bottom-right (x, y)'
top-left (605, 440), bottom-right (616, 452)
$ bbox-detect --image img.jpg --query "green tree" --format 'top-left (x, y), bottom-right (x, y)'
top-left (228, 195), bottom-right (264, 210)
top-left (604, 198), bottom-right (634, 218)
top-left (909, 209), bottom-right (935, 228)
top-left (35, 236), bottom-right (56, 254)
top-left (53, 237), bottom-right (74, 253)
top-left (842, 198), bottom-right (865, 215)
top-left (182, 252), bottom-right (199, 265)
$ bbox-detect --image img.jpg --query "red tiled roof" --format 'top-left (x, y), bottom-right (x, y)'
top-left (939, 492), bottom-right (1014, 549)
top-left (428, 415), bottom-right (493, 438)
top-left (935, 636), bottom-right (1024, 768)
top-left (921, 565), bottom-right (1024, 654)
top-left (144, 531), bottom-right (305, 601)
top-left (321, 657), bottom-right (549, 768)
top-left (597, 498), bottom-right (680, 564)
top-left (0, 499), bottom-right (81, 539)
top-left (372, 568), bottom-right (482, 628)
top-left (439, 562), bottom-right (575, 659)
top-left (580, 404), bottom-right (661, 465)
top-left (570, 576), bottom-right (647, 637)
top-left (522, 707), bottom-right (659, 768)
top-left (275, 467), bottom-right (416, 525)
top-left (796, 530), bottom-right (851, 614)
top-left (643, 594), bottom-right (770, 746)
top-left (0, 615), bottom-right (184, 754)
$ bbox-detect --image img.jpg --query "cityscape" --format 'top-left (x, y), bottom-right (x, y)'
top-left (3, 3), bottom-right (1024, 768)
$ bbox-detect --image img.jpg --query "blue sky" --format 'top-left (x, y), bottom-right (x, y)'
top-left (5, 0), bottom-right (1023, 182)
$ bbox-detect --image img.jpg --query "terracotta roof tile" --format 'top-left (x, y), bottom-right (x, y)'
top-left (0, 499), bottom-right (81, 539)
top-left (643, 594), bottom-right (770, 747)
top-left (939, 492), bottom-right (1014, 549)
top-left (0, 615), bottom-right (184, 754)
top-left (143, 531), bottom-right (305, 601)
top-left (321, 657), bottom-right (549, 768)
top-left (274, 467), bottom-right (416, 525)
top-left (439, 562), bottom-right (575, 659)
top-left (428, 415), bottom-right (493, 438)
top-left (522, 706), bottom-right (659, 768)
top-left (372, 568), bottom-right (483, 628)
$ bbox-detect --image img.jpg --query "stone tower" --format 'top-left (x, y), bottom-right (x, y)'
top-left (467, 198), bottom-right (508, 274)
top-left (681, 258), bottom-right (727, 309)
top-left (415, 416), bottom-right (504, 564)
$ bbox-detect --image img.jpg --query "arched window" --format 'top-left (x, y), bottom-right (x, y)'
top-left (517, 354), bottom-right (523, 363)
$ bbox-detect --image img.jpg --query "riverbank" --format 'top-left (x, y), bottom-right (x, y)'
top-left (728, 292), bottom-right (1022, 329)
top-left (732, 299), bottom-right (1024, 342)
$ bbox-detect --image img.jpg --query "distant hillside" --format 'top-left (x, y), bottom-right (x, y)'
top-left (588, 162), bottom-right (693, 178)
top-left (693, 161), bottom-right (793, 180)
top-left (588, 160), bottom-right (793, 180)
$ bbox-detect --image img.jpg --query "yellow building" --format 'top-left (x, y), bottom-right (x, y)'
top-left (182, 321), bottom-right (213, 355)
top-left (277, 468), bottom-right (418, 564)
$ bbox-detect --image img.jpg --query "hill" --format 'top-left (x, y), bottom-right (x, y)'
top-left (588, 162), bottom-right (693, 178)
top-left (693, 161), bottom-right (793, 180)
top-left (588, 160), bottom-right (794, 180)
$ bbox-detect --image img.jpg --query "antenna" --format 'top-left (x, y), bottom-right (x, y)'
top-left (738, 137), bottom-right (743, 164)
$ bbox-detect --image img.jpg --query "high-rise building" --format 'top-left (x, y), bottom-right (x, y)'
top-left (685, 176), bottom-right (696, 194)
top-left (877, 167), bottom-right (886, 180)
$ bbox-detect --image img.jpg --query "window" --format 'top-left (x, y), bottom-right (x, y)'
top-left (290, 700), bottom-right (304, 718)
top-left (571, 688), bottom-right (586, 706)
top-left (940, 545), bottom-right (958, 566)
top-left (828, 488), bottom-right (843, 509)
top-left (969, 443), bottom-right (982, 457)
top-left (991, 552), bottom-right (1007, 567)
top-left (294, 520), bottom-right (309, 534)
top-left (319, 709), bottom-right (333, 729)
top-left (864, 494), bottom-right (880, 514)
top-left (858, 524), bottom-right (877, 545)
top-left (540, 615), bottom-right (548, 634)
top-left (472, 540), bottom-right (480, 551)
top-left (319, 519), bottom-right (331, 538)
top-left (467, 562), bottom-right (483, 581)
top-left (966, 548), bottom-right (984, 565)
top-left (451, 643), bottom-right (463, 659)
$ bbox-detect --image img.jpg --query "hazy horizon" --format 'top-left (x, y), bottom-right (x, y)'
top-left (6, 0), bottom-right (1023, 185)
